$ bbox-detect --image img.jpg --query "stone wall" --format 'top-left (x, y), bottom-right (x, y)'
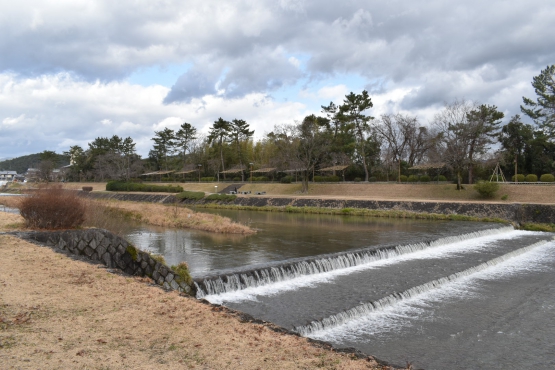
top-left (15, 228), bottom-right (195, 295)
top-left (84, 191), bottom-right (555, 224)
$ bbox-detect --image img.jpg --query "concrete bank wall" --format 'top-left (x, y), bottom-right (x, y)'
top-left (85, 192), bottom-right (555, 224)
top-left (15, 228), bottom-right (195, 295)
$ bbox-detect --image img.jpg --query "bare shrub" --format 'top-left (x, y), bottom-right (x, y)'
top-left (19, 185), bottom-right (86, 229)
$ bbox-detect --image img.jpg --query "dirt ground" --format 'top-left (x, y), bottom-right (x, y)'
top-left (55, 181), bottom-right (555, 204)
top-left (0, 211), bottom-right (388, 370)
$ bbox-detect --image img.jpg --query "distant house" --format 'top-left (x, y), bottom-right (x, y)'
top-left (0, 170), bottom-right (18, 182)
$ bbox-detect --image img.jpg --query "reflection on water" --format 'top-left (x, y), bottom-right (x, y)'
top-left (124, 208), bottom-right (499, 277)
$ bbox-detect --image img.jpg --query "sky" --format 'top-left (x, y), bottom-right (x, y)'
top-left (1, 0), bottom-right (554, 159)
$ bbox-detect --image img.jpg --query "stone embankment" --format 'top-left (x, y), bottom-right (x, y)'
top-left (13, 228), bottom-right (195, 295)
top-left (85, 192), bottom-right (555, 224)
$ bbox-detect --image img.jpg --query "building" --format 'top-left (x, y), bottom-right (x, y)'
top-left (0, 170), bottom-right (18, 182)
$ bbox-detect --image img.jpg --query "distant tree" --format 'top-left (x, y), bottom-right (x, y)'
top-left (294, 115), bottom-right (331, 193)
top-left (498, 115), bottom-right (534, 179)
top-left (208, 118), bottom-right (230, 179)
top-left (175, 122), bottom-right (197, 168)
top-left (465, 104), bottom-right (504, 184)
top-left (337, 91), bottom-right (374, 181)
top-left (521, 65), bottom-right (555, 136)
top-left (151, 128), bottom-right (176, 171)
top-left (433, 100), bottom-right (475, 190)
top-left (228, 119), bottom-right (254, 181)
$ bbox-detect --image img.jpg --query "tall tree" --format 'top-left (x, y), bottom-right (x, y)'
top-left (228, 119), bottom-right (254, 181)
top-left (465, 104), bottom-right (504, 184)
top-left (432, 100), bottom-right (475, 190)
top-left (521, 65), bottom-right (555, 136)
top-left (207, 118), bottom-right (230, 179)
top-left (498, 115), bottom-right (534, 178)
top-left (338, 90), bottom-right (374, 181)
top-left (294, 115), bottom-right (330, 193)
top-left (151, 128), bottom-right (176, 170)
top-left (175, 122), bottom-right (197, 168)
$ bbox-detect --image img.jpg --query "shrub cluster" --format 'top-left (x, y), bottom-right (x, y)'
top-left (525, 174), bottom-right (538, 182)
top-left (433, 175), bottom-right (448, 181)
top-left (419, 175), bottom-right (431, 182)
top-left (19, 185), bottom-right (86, 229)
top-left (407, 175), bottom-right (419, 182)
top-left (474, 181), bottom-right (500, 198)
top-left (175, 191), bottom-right (205, 200)
top-left (280, 176), bottom-right (293, 183)
top-left (354, 177), bottom-right (362, 182)
top-left (540, 174), bottom-right (555, 182)
top-left (398, 175), bottom-right (408, 182)
top-left (201, 177), bottom-right (216, 182)
top-left (512, 174), bottom-right (526, 182)
top-left (205, 194), bottom-right (237, 202)
top-left (106, 181), bottom-right (183, 193)
top-left (313, 175), bottom-right (341, 182)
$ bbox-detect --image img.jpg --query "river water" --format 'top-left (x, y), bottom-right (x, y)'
top-left (3, 204), bottom-right (553, 369)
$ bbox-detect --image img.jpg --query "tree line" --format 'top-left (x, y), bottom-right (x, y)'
top-left (57, 65), bottom-right (555, 191)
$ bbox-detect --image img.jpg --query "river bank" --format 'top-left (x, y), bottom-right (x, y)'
top-left (0, 209), bottom-right (389, 369)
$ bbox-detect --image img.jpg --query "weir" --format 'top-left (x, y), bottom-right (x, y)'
top-left (293, 239), bottom-right (549, 336)
top-left (195, 226), bottom-right (514, 298)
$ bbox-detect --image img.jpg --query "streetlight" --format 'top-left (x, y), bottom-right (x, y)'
top-left (215, 185), bottom-right (218, 194)
top-left (249, 162), bottom-right (253, 183)
top-left (197, 164), bottom-right (202, 183)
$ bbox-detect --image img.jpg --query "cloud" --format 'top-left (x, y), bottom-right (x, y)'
top-left (0, 73), bottom-right (310, 158)
top-left (0, 0), bottom-right (554, 157)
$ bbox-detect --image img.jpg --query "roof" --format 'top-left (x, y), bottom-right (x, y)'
top-left (0, 171), bottom-right (17, 175)
top-left (220, 165), bottom-right (247, 174)
top-left (140, 170), bottom-right (175, 176)
top-left (251, 167), bottom-right (276, 173)
top-left (318, 165), bottom-right (349, 172)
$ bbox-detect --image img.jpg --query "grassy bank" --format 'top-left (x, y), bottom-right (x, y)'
top-left (0, 196), bottom-right (255, 235)
top-left (86, 199), bottom-right (255, 235)
top-left (196, 203), bottom-right (511, 224)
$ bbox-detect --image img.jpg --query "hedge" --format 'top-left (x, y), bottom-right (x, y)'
top-left (540, 174), bottom-right (555, 182)
top-left (176, 191), bottom-right (205, 200)
top-left (106, 181), bottom-right (183, 193)
top-left (525, 174), bottom-right (538, 182)
top-left (512, 174), bottom-right (525, 182)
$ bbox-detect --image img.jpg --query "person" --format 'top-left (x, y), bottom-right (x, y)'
top-left (234, 187), bottom-right (237, 194)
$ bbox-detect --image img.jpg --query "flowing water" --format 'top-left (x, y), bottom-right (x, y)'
top-left (4, 205), bottom-right (553, 369)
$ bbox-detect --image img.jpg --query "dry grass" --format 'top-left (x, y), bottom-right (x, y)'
top-left (58, 181), bottom-right (555, 204)
top-left (90, 199), bottom-right (255, 235)
top-left (0, 234), bottom-right (384, 370)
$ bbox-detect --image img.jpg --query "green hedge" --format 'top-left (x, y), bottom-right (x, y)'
top-left (540, 174), bottom-right (555, 182)
top-left (247, 176), bottom-right (269, 182)
top-left (176, 191), bottom-right (205, 200)
top-left (433, 175), bottom-right (447, 181)
top-left (525, 174), bottom-right (538, 182)
top-left (205, 194), bottom-right (237, 202)
top-left (407, 175), bottom-right (419, 182)
top-left (399, 175), bottom-right (408, 182)
top-left (512, 174), bottom-right (525, 182)
top-left (280, 176), bottom-right (293, 183)
top-left (201, 177), bottom-right (216, 182)
top-left (313, 175), bottom-right (341, 182)
top-left (419, 175), bottom-right (431, 182)
top-left (106, 181), bottom-right (183, 193)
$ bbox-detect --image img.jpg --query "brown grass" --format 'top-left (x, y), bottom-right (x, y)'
top-left (89, 199), bottom-right (255, 235)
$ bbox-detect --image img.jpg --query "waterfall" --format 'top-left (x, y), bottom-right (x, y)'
top-left (195, 226), bottom-right (514, 298)
top-left (293, 240), bottom-right (548, 336)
